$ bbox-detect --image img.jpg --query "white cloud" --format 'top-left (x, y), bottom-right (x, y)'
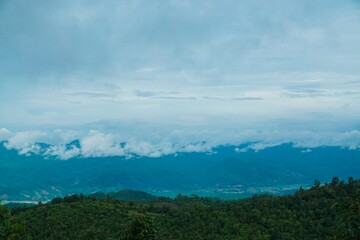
top-left (0, 128), bottom-right (11, 141)
top-left (2, 129), bottom-right (360, 159)
top-left (123, 141), bottom-right (170, 158)
top-left (4, 131), bottom-right (46, 155)
top-left (234, 147), bottom-right (247, 153)
top-left (44, 145), bottom-right (81, 160)
top-left (178, 142), bottom-right (212, 153)
top-left (80, 131), bottom-right (125, 158)
top-left (18, 144), bottom-right (42, 156)
top-left (301, 149), bottom-right (312, 153)
top-left (231, 130), bottom-right (360, 151)
top-left (121, 141), bottom-right (212, 158)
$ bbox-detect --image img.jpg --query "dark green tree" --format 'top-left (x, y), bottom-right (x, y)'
top-left (125, 215), bottom-right (157, 240)
top-left (331, 176), bottom-right (340, 186)
top-left (0, 205), bottom-right (28, 240)
top-left (314, 179), bottom-right (321, 188)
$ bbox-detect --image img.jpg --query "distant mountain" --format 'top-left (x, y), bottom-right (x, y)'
top-left (1, 141), bottom-right (359, 201)
top-left (65, 139), bottom-right (81, 149)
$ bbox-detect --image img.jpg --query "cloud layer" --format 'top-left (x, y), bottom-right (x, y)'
top-left (2, 128), bottom-right (359, 160)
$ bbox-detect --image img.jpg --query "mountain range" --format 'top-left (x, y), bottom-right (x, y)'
top-left (1, 141), bottom-right (359, 201)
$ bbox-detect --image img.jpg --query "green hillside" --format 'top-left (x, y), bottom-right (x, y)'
top-left (1, 177), bottom-right (359, 240)
top-left (89, 189), bottom-right (157, 202)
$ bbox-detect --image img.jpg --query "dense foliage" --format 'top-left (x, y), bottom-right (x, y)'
top-left (2, 177), bottom-right (359, 239)
top-left (89, 189), bottom-right (156, 202)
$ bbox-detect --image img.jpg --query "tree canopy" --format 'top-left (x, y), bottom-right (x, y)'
top-left (2, 177), bottom-right (359, 239)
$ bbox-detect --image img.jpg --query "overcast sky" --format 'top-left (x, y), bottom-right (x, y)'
top-left (1, 0), bottom-right (360, 157)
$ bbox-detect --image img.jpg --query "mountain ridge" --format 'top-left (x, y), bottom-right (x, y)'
top-left (1, 142), bottom-right (359, 201)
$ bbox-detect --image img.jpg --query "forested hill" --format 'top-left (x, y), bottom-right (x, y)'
top-left (89, 189), bottom-right (157, 202)
top-left (1, 177), bottom-right (359, 240)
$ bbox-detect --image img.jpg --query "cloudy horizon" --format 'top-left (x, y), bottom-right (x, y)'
top-left (1, 0), bottom-right (360, 158)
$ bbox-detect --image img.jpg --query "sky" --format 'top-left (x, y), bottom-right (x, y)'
top-left (0, 0), bottom-right (360, 158)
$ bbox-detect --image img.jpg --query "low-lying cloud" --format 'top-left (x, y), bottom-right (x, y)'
top-left (1, 128), bottom-right (359, 160)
